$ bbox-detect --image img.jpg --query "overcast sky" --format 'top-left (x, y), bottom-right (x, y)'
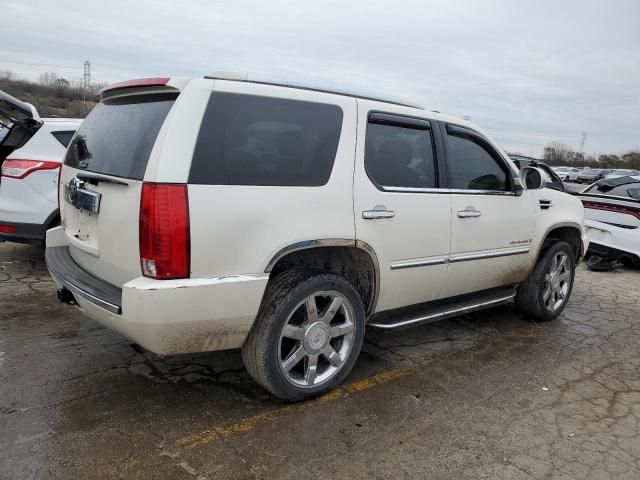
top-left (2, 0), bottom-right (638, 156)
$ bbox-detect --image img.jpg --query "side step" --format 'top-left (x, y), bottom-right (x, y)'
top-left (368, 287), bottom-right (516, 330)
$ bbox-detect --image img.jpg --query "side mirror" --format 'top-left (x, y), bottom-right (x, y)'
top-left (519, 166), bottom-right (544, 190)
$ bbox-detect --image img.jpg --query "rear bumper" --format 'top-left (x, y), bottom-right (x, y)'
top-left (584, 219), bottom-right (640, 261)
top-left (45, 242), bottom-right (269, 354)
top-left (0, 217), bottom-right (54, 244)
top-left (46, 246), bottom-right (122, 312)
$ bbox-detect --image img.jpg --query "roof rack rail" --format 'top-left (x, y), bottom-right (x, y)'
top-left (202, 72), bottom-right (423, 109)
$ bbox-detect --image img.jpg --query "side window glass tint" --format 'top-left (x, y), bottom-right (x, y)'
top-left (446, 129), bottom-right (509, 191)
top-left (365, 121), bottom-right (436, 189)
top-left (189, 93), bottom-right (343, 186)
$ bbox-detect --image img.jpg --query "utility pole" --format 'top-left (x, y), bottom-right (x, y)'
top-left (83, 60), bottom-right (91, 90)
top-left (578, 131), bottom-right (588, 156)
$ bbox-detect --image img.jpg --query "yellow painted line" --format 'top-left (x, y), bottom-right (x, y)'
top-left (175, 367), bottom-right (411, 449)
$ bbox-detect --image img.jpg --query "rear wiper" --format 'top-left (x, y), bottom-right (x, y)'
top-left (76, 172), bottom-right (129, 186)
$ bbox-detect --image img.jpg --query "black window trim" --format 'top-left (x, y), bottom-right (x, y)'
top-left (50, 130), bottom-right (76, 148)
top-left (442, 122), bottom-right (521, 195)
top-left (364, 111), bottom-right (445, 193)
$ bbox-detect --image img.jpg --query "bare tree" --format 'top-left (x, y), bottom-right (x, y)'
top-left (543, 142), bottom-right (577, 165)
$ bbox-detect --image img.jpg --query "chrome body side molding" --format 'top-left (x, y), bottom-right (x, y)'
top-left (448, 246), bottom-right (530, 263)
top-left (390, 255), bottom-right (449, 270)
top-left (390, 246), bottom-right (530, 270)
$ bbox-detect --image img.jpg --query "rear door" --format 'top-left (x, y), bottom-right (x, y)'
top-left (60, 88), bottom-right (182, 286)
top-left (438, 123), bottom-right (535, 299)
top-left (354, 104), bottom-right (451, 313)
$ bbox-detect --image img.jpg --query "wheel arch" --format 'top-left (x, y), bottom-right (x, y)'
top-left (536, 223), bottom-right (583, 263)
top-left (264, 239), bottom-right (380, 316)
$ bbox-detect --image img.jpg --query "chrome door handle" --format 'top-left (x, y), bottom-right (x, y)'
top-left (457, 209), bottom-right (481, 218)
top-left (362, 210), bottom-right (395, 220)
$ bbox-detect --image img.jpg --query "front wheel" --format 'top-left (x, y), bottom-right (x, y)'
top-left (242, 271), bottom-right (365, 401)
top-left (515, 241), bottom-right (576, 321)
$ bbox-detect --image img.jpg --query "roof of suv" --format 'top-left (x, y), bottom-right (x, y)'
top-left (99, 75), bottom-right (506, 159)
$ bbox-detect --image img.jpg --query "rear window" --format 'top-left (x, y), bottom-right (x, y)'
top-left (189, 92), bottom-right (343, 186)
top-left (64, 93), bottom-right (176, 180)
top-left (51, 130), bottom-right (76, 148)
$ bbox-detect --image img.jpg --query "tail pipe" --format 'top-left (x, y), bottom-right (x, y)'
top-left (57, 287), bottom-right (77, 306)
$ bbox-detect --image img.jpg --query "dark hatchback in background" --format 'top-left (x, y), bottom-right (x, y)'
top-left (577, 169), bottom-right (611, 184)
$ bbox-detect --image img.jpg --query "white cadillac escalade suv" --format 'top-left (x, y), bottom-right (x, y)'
top-left (46, 75), bottom-right (588, 400)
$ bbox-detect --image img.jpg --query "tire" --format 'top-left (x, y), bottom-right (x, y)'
top-left (242, 270), bottom-right (365, 401)
top-left (515, 241), bottom-right (576, 321)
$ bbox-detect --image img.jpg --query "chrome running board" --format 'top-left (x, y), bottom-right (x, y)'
top-left (368, 287), bottom-right (516, 330)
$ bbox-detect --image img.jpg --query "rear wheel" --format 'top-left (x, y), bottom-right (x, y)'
top-left (242, 271), bottom-right (365, 401)
top-left (515, 241), bottom-right (576, 321)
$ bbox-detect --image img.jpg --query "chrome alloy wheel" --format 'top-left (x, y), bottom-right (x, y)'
top-left (277, 291), bottom-right (356, 388)
top-left (543, 252), bottom-right (572, 311)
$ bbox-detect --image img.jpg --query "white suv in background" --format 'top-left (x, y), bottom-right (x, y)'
top-left (553, 166), bottom-right (580, 182)
top-left (0, 91), bottom-right (81, 243)
top-left (46, 75), bottom-right (587, 400)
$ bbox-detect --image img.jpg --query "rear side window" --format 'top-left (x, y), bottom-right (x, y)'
top-left (64, 93), bottom-right (176, 180)
top-left (365, 118), bottom-right (436, 189)
top-left (51, 131), bottom-right (75, 148)
top-left (189, 93), bottom-right (343, 186)
top-left (445, 126), bottom-right (509, 191)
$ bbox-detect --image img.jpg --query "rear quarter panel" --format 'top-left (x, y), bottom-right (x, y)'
top-left (186, 81), bottom-right (358, 277)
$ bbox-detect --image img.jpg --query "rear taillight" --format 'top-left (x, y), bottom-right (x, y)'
top-left (2, 159), bottom-right (60, 179)
top-left (139, 183), bottom-right (190, 279)
top-left (0, 225), bottom-right (17, 234)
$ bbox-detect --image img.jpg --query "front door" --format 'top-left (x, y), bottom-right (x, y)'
top-left (438, 124), bottom-right (535, 299)
top-left (354, 106), bottom-right (451, 313)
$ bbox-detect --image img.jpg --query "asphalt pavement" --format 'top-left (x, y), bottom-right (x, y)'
top-left (1, 242), bottom-right (639, 479)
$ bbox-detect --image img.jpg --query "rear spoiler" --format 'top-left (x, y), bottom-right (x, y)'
top-left (576, 191), bottom-right (640, 204)
top-left (99, 77), bottom-right (174, 97)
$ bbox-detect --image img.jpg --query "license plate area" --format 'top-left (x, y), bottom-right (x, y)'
top-left (64, 178), bottom-right (101, 214)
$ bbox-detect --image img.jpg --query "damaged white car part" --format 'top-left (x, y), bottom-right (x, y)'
top-left (578, 176), bottom-right (640, 269)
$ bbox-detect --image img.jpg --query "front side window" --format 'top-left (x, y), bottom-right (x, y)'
top-left (189, 93), bottom-right (343, 186)
top-left (365, 119), bottom-right (436, 189)
top-left (445, 126), bottom-right (509, 191)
